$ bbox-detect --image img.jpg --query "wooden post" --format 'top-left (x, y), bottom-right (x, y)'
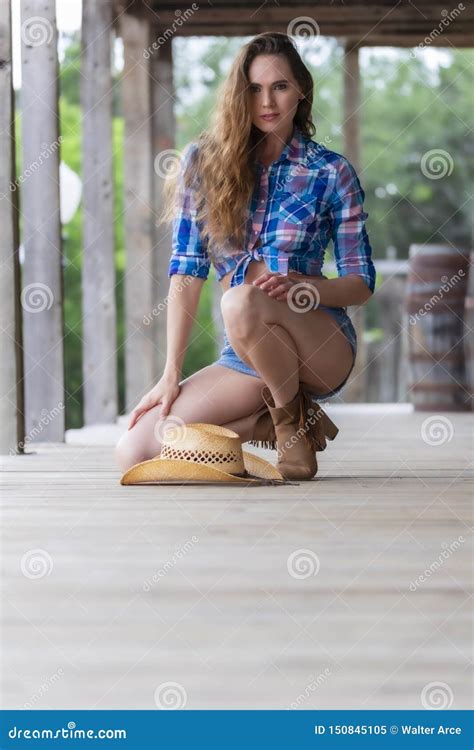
top-left (342, 41), bottom-right (361, 174)
top-left (0, 0), bottom-right (25, 455)
top-left (149, 34), bottom-right (175, 382)
top-left (342, 40), bottom-right (366, 402)
top-left (20, 0), bottom-right (65, 441)
top-left (121, 12), bottom-right (155, 413)
top-left (212, 274), bottom-right (225, 352)
top-left (81, 0), bottom-right (118, 425)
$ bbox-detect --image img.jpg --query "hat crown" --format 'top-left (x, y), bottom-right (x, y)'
top-left (160, 423), bottom-right (246, 475)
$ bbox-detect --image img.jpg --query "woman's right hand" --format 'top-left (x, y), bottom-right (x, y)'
top-left (127, 375), bottom-right (181, 431)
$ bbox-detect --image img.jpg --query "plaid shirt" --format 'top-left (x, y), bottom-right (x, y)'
top-left (168, 124), bottom-right (376, 293)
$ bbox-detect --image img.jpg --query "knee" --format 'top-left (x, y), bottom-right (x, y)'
top-left (115, 431), bottom-right (158, 473)
top-left (220, 284), bottom-right (263, 339)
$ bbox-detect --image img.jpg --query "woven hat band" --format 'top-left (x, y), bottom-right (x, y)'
top-left (159, 444), bottom-right (246, 474)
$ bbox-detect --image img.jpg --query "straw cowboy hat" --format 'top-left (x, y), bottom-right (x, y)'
top-left (120, 422), bottom-right (290, 486)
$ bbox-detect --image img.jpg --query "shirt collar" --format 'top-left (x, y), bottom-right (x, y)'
top-left (256, 123), bottom-right (307, 168)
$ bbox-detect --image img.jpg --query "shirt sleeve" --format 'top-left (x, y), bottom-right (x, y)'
top-left (167, 142), bottom-right (211, 281)
top-left (329, 156), bottom-right (376, 293)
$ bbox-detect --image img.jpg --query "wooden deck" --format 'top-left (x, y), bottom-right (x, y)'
top-left (1, 406), bottom-right (472, 710)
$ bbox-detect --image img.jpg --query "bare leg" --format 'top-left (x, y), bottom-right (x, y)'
top-left (221, 284), bottom-right (354, 407)
top-left (221, 404), bottom-right (268, 443)
top-left (115, 363), bottom-right (265, 472)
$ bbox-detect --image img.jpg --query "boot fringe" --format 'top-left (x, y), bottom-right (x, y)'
top-left (248, 438), bottom-right (277, 451)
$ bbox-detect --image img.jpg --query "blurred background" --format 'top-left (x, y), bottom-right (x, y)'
top-left (8, 2), bottom-right (473, 432)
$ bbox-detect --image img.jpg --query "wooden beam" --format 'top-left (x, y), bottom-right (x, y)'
top-left (124, 1), bottom-right (474, 45)
top-left (20, 0), bottom-right (65, 441)
top-left (0, 0), bottom-right (25, 455)
top-left (121, 12), bottom-right (155, 412)
top-left (149, 35), bottom-right (175, 382)
top-left (81, 0), bottom-right (118, 425)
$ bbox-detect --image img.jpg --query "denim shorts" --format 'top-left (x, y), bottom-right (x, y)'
top-left (215, 304), bottom-right (357, 399)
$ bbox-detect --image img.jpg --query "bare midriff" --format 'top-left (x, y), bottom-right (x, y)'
top-left (219, 257), bottom-right (267, 293)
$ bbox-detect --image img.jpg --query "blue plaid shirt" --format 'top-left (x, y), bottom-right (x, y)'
top-left (168, 124), bottom-right (376, 293)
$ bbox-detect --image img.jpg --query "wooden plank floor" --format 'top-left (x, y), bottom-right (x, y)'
top-left (1, 407), bottom-right (472, 710)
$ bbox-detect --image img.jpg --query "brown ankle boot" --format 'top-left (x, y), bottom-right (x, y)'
top-left (261, 385), bottom-right (339, 481)
top-left (248, 406), bottom-right (276, 450)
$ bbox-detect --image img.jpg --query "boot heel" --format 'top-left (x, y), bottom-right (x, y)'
top-left (322, 412), bottom-right (339, 440)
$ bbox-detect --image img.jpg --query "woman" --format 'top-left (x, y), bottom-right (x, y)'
top-left (116, 31), bottom-right (376, 480)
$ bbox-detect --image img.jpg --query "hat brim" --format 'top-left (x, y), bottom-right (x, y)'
top-left (120, 450), bottom-right (286, 486)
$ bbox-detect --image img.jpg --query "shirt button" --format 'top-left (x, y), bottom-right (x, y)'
top-left (260, 199), bottom-right (265, 204)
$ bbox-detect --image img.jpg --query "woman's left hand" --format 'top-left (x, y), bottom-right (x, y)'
top-left (253, 270), bottom-right (307, 301)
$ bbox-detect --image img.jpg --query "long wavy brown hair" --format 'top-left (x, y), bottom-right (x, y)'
top-left (159, 32), bottom-right (316, 260)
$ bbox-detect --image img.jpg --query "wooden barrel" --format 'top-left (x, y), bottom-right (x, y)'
top-left (406, 244), bottom-right (470, 411)
top-left (464, 250), bottom-right (474, 410)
